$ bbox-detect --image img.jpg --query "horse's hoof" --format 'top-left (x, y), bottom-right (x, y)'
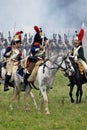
top-left (45, 111), bottom-right (50, 115)
top-left (71, 99), bottom-right (74, 103)
top-left (9, 104), bottom-right (13, 110)
top-left (38, 109), bottom-right (41, 114)
top-left (38, 108), bottom-right (41, 112)
top-left (79, 100), bottom-right (81, 103)
top-left (76, 100), bottom-right (79, 104)
top-left (4, 88), bottom-right (9, 91)
top-left (25, 109), bottom-right (29, 112)
top-left (25, 107), bottom-right (30, 112)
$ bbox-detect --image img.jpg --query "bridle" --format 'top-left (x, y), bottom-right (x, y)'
top-left (42, 57), bottom-right (64, 73)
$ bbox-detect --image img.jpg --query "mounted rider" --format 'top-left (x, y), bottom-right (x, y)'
top-left (20, 26), bottom-right (48, 91)
top-left (4, 32), bottom-right (22, 91)
top-left (31, 26), bottom-right (46, 59)
top-left (67, 24), bottom-right (86, 86)
top-left (70, 36), bottom-right (87, 72)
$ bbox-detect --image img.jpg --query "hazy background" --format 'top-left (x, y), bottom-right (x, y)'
top-left (0, 0), bottom-right (87, 36)
top-left (0, 0), bottom-right (87, 56)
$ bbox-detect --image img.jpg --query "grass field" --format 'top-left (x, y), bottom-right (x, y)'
top-left (0, 70), bottom-right (87, 130)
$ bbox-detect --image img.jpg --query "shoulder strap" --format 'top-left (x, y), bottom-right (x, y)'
top-left (73, 46), bottom-right (82, 56)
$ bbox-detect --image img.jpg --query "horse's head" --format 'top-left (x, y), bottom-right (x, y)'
top-left (45, 40), bottom-right (61, 59)
top-left (58, 54), bottom-right (75, 77)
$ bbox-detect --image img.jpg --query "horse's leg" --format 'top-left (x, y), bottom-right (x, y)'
top-left (9, 85), bottom-right (21, 110)
top-left (79, 85), bottom-right (83, 103)
top-left (9, 88), bottom-right (19, 110)
top-left (69, 84), bottom-right (75, 103)
top-left (24, 86), bottom-right (31, 111)
top-left (40, 88), bottom-right (50, 115)
top-left (38, 96), bottom-right (44, 112)
top-left (17, 92), bottom-right (21, 109)
top-left (76, 85), bottom-right (80, 103)
top-left (30, 91), bottom-right (38, 109)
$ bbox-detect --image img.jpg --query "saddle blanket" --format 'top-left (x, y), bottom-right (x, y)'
top-left (16, 69), bottom-right (24, 78)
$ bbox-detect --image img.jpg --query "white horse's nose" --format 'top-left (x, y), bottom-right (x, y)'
top-left (71, 66), bottom-right (75, 72)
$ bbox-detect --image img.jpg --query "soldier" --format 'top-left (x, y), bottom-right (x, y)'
top-left (4, 37), bottom-right (22, 91)
top-left (71, 36), bottom-right (87, 71)
top-left (68, 35), bottom-right (87, 86)
top-left (31, 26), bottom-right (45, 57)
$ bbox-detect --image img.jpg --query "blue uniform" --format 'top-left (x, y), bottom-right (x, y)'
top-left (3, 45), bottom-right (12, 58)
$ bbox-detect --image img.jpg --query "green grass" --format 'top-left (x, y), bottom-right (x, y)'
top-left (0, 70), bottom-right (87, 130)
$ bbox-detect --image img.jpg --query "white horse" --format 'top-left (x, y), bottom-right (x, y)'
top-left (9, 73), bottom-right (38, 110)
top-left (23, 46), bottom-right (73, 114)
top-left (10, 40), bottom-right (65, 114)
top-left (0, 61), bottom-right (37, 110)
top-left (23, 54), bottom-right (62, 114)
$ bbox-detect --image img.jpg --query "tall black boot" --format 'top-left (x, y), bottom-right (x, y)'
top-left (21, 73), bottom-right (30, 91)
top-left (4, 75), bottom-right (11, 91)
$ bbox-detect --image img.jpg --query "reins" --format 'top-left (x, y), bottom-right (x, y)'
top-left (42, 57), bottom-right (64, 73)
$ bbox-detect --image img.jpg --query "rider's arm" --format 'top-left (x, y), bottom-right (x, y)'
top-left (10, 49), bottom-right (19, 60)
top-left (78, 47), bottom-right (86, 61)
top-left (3, 46), bottom-right (12, 58)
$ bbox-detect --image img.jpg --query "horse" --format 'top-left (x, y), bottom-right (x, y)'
top-left (9, 72), bottom-right (38, 110)
top-left (58, 54), bottom-right (87, 103)
top-left (22, 53), bottom-right (63, 114)
top-left (0, 60), bottom-right (37, 110)
top-left (11, 39), bottom-right (65, 115)
top-left (68, 57), bottom-right (87, 103)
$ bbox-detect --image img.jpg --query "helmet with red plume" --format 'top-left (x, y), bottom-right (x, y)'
top-left (34, 26), bottom-right (40, 33)
top-left (16, 31), bottom-right (23, 35)
top-left (77, 28), bottom-right (84, 42)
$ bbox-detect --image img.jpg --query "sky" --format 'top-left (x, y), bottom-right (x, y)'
top-left (0, 0), bottom-right (87, 37)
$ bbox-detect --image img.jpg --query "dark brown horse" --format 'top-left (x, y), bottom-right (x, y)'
top-left (68, 57), bottom-right (87, 103)
top-left (59, 55), bottom-right (87, 103)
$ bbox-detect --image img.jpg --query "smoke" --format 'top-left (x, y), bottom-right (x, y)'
top-left (44, 0), bottom-right (87, 29)
top-left (0, 0), bottom-right (87, 36)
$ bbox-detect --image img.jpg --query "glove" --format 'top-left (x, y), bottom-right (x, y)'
top-left (6, 51), bottom-right (12, 56)
top-left (69, 55), bottom-right (74, 59)
top-left (74, 56), bottom-right (78, 61)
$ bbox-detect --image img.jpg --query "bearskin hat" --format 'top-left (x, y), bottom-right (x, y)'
top-left (34, 26), bottom-right (40, 33)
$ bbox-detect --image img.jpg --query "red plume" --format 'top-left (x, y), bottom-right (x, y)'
top-left (34, 26), bottom-right (40, 33)
top-left (16, 31), bottom-right (23, 35)
top-left (77, 28), bottom-right (84, 42)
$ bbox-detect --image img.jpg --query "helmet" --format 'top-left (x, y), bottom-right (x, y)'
top-left (74, 36), bottom-right (79, 43)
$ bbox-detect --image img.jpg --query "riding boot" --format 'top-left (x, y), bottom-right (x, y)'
top-left (21, 73), bottom-right (30, 91)
top-left (4, 74), bottom-right (11, 91)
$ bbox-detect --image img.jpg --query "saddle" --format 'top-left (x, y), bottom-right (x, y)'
top-left (18, 55), bottom-right (43, 82)
top-left (70, 57), bottom-right (85, 75)
top-left (76, 61), bottom-right (87, 78)
top-left (27, 60), bottom-right (43, 82)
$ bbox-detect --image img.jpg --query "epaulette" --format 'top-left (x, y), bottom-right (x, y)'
top-left (7, 45), bottom-right (12, 48)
